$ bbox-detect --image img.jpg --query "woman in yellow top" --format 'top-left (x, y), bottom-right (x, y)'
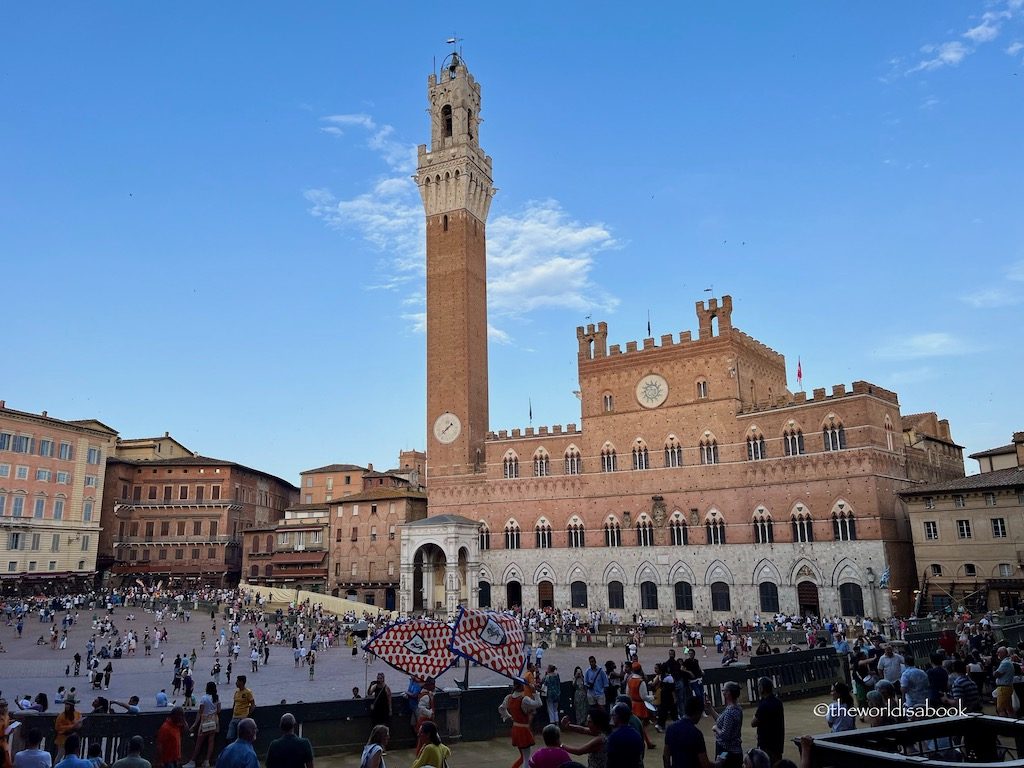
top-left (410, 722), bottom-right (450, 768)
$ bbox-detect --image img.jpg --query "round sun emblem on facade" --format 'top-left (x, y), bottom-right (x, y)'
top-left (635, 374), bottom-right (669, 408)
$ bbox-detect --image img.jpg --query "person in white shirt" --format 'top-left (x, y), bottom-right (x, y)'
top-left (14, 727), bottom-right (53, 768)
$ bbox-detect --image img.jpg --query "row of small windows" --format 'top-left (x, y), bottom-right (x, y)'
top-left (0, 434), bottom-right (100, 464)
top-left (7, 531), bottom-right (90, 552)
top-left (499, 424), bottom-right (854, 478)
top-left (480, 578), bottom-right (865, 616)
top-left (929, 562), bottom-right (1016, 579)
top-left (480, 510), bottom-right (857, 550)
top-left (925, 517), bottom-right (1010, 541)
top-left (0, 493), bottom-right (87, 521)
top-left (603, 381), bottom-right (710, 412)
top-left (119, 547), bottom-right (219, 562)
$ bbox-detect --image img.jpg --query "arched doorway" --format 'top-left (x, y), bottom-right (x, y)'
top-left (479, 581), bottom-right (492, 608)
top-left (385, 588), bottom-right (396, 611)
top-left (797, 581), bottom-right (820, 617)
top-left (412, 543), bottom-right (447, 612)
top-left (506, 580), bottom-right (522, 608)
top-left (538, 580), bottom-right (554, 608)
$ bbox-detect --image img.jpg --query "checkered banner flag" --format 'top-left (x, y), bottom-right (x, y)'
top-left (449, 607), bottom-right (527, 680)
top-left (362, 618), bottom-right (457, 680)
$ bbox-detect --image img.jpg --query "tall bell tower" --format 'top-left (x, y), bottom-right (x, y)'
top-left (418, 53), bottom-right (495, 481)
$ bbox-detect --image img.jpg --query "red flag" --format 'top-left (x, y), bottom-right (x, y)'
top-left (449, 607), bottom-right (527, 680)
top-left (362, 618), bottom-right (457, 679)
top-left (797, 358), bottom-right (803, 386)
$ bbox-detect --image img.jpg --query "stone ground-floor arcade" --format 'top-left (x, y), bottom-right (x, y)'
top-left (402, 524), bottom-right (892, 621)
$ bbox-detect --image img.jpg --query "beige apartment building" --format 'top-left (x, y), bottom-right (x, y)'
top-left (0, 400), bottom-right (119, 593)
top-left (901, 432), bottom-right (1024, 613)
top-left (298, 464), bottom-right (368, 505)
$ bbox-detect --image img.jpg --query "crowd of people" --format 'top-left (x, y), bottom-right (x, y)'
top-left (3, 585), bottom-right (1022, 768)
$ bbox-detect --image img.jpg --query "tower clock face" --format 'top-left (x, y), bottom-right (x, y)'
top-left (433, 412), bottom-right (462, 444)
top-left (636, 374), bottom-right (669, 409)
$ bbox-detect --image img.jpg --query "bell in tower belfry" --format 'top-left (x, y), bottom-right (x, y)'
top-left (420, 52), bottom-right (496, 480)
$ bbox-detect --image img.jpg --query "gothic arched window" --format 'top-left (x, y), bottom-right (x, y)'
top-left (784, 428), bottom-right (805, 456)
top-left (699, 438), bottom-right (719, 465)
top-left (503, 453), bottom-right (519, 479)
top-left (823, 419), bottom-right (847, 451)
top-left (567, 520), bottom-right (586, 548)
top-left (636, 518), bottom-right (654, 547)
top-left (632, 442), bottom-right (650, 471)
top-left (753, 509), bottom-right (774, 544)
top-left (564, 446), bottom-right (581, 475)
top-left (791, 509), bottom-right (814, 543)
top-left (534, 450), bottom-right (550, 477)
top-left (664, 437), bottom-right (683, 468)
top-left (601, 445), bottom-right (618, 473)
top-left (504, 522), bottom-right (521, 550)
top-left (747, 432), bottom-right (767, 461)
top-left (604, 520), bottom-right (622, 548)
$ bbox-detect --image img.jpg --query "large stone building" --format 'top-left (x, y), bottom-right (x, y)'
top-left (400, 54), bottom-right (964, 620)
top-left (243, 459), bottom-right (427, 608)
top-left (901, 432), bottom-right (1024, 614)
top-left (103, 455), bottom-right (297, 587)
top-left (0, 401), bottom-right (119, 593)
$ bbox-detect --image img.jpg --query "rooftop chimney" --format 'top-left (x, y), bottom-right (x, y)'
top-left (41, 411), bottom-right (47, 417)
top-left (1014, 431), bottom-right (1024, 469)
top-left (367, 463), bottom-right (373, 472)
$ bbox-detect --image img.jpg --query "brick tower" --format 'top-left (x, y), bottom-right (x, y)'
top-left (417, 53), bottom-right (495, 481)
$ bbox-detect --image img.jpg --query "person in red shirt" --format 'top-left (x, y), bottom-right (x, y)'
top-left (156, 706), bottom-right (187, 768)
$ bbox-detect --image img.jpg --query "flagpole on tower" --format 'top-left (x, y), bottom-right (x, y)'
top-left (797, 357), bottom-right (803, 392)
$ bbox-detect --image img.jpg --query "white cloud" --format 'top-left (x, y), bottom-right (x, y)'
top-left (963, 12), bottom-right (1006, 43)
top-left (488, 324), bottom-right (512, 345)
top-left (307, 114), bottom-right (619, 331)
top-left (875, 333), bottom-right (970, 359)
top-left (910, 41), bottom-right (970, 72)
top-left (960, 260), bottom-right (1024, 307)
top-left (904, 3), bottom-right (1019, 75)
top-left (961, 287), bottom-right (1021, 308)
top-left (920, 95), bottom-right (941, 110)
top-left (1008, 41), bottom-right (1024, 55)
top-left (401, 312), bottom-right (426, 334)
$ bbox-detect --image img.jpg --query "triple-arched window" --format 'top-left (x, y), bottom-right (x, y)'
top-left (791, 508), bottom-right (814, 543)
top-left (665, 436), bottom-right (683, 468)
top-left (747, 431), bottom-right (767, 461)
top-left (823, 418), bottom-right (847, 451)
top-left (534, 450), bottom-right (550, 477)
top-left (636, 518), bottom-right (654, 547)
top-left (504, 522), bottom-right (521, 550)
top-left (604, 520), bottom-right (622, 547)
top-left (832, 502), bottom-right (857, 541)
top-left (669, 513), bottom-right (687, 546)
top-left (753, 508), bottom-right (774, 544)
top-left (699, 437), bottom-right (719, 465)
top-left (478, 524), bottom-right (491, 550)
top-left (632, 442), bottom-right (650, 471)
top-left (503, 452), bottom-right (519, 479)
top-left (784, 427), bottom-right (805, 456)
top-left (705, 512), bottom-right (726, 545)
top-left (535, 520), bottom-right (552, 549)
top-left (564, 446), bottom-right (582, 475)
top-left (601, 445), bottom-right (618, 473)
top-left (567, 519), bottom-right (586, 548)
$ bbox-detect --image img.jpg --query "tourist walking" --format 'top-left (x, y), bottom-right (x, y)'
top-left (542, 665), bottom-right (561, 725)
top-left (583, 657), bottom-right (608, 709)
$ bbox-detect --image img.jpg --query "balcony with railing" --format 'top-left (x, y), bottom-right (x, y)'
top-left (114, 535), bottom-right (238, 546)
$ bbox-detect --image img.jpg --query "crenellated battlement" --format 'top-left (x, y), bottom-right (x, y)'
top-left (737, 379), bottom-right (900, 414)
top-left (486, 423), bottom-right (582, 442)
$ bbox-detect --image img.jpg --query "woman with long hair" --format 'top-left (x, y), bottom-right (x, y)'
top-left (572, 667), bottom-right (589, 725)
top-left (409, 721), bottom-right (450, 768)
top-left (360, 725), bottom-right (389, 768)
top-left (185, 681), bottom-right (220, 768)
top-left (826, 682), bottom-right (856, 732)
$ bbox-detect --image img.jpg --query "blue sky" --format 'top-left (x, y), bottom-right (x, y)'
top-left (2, 3), bottom-right (1021, 484)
